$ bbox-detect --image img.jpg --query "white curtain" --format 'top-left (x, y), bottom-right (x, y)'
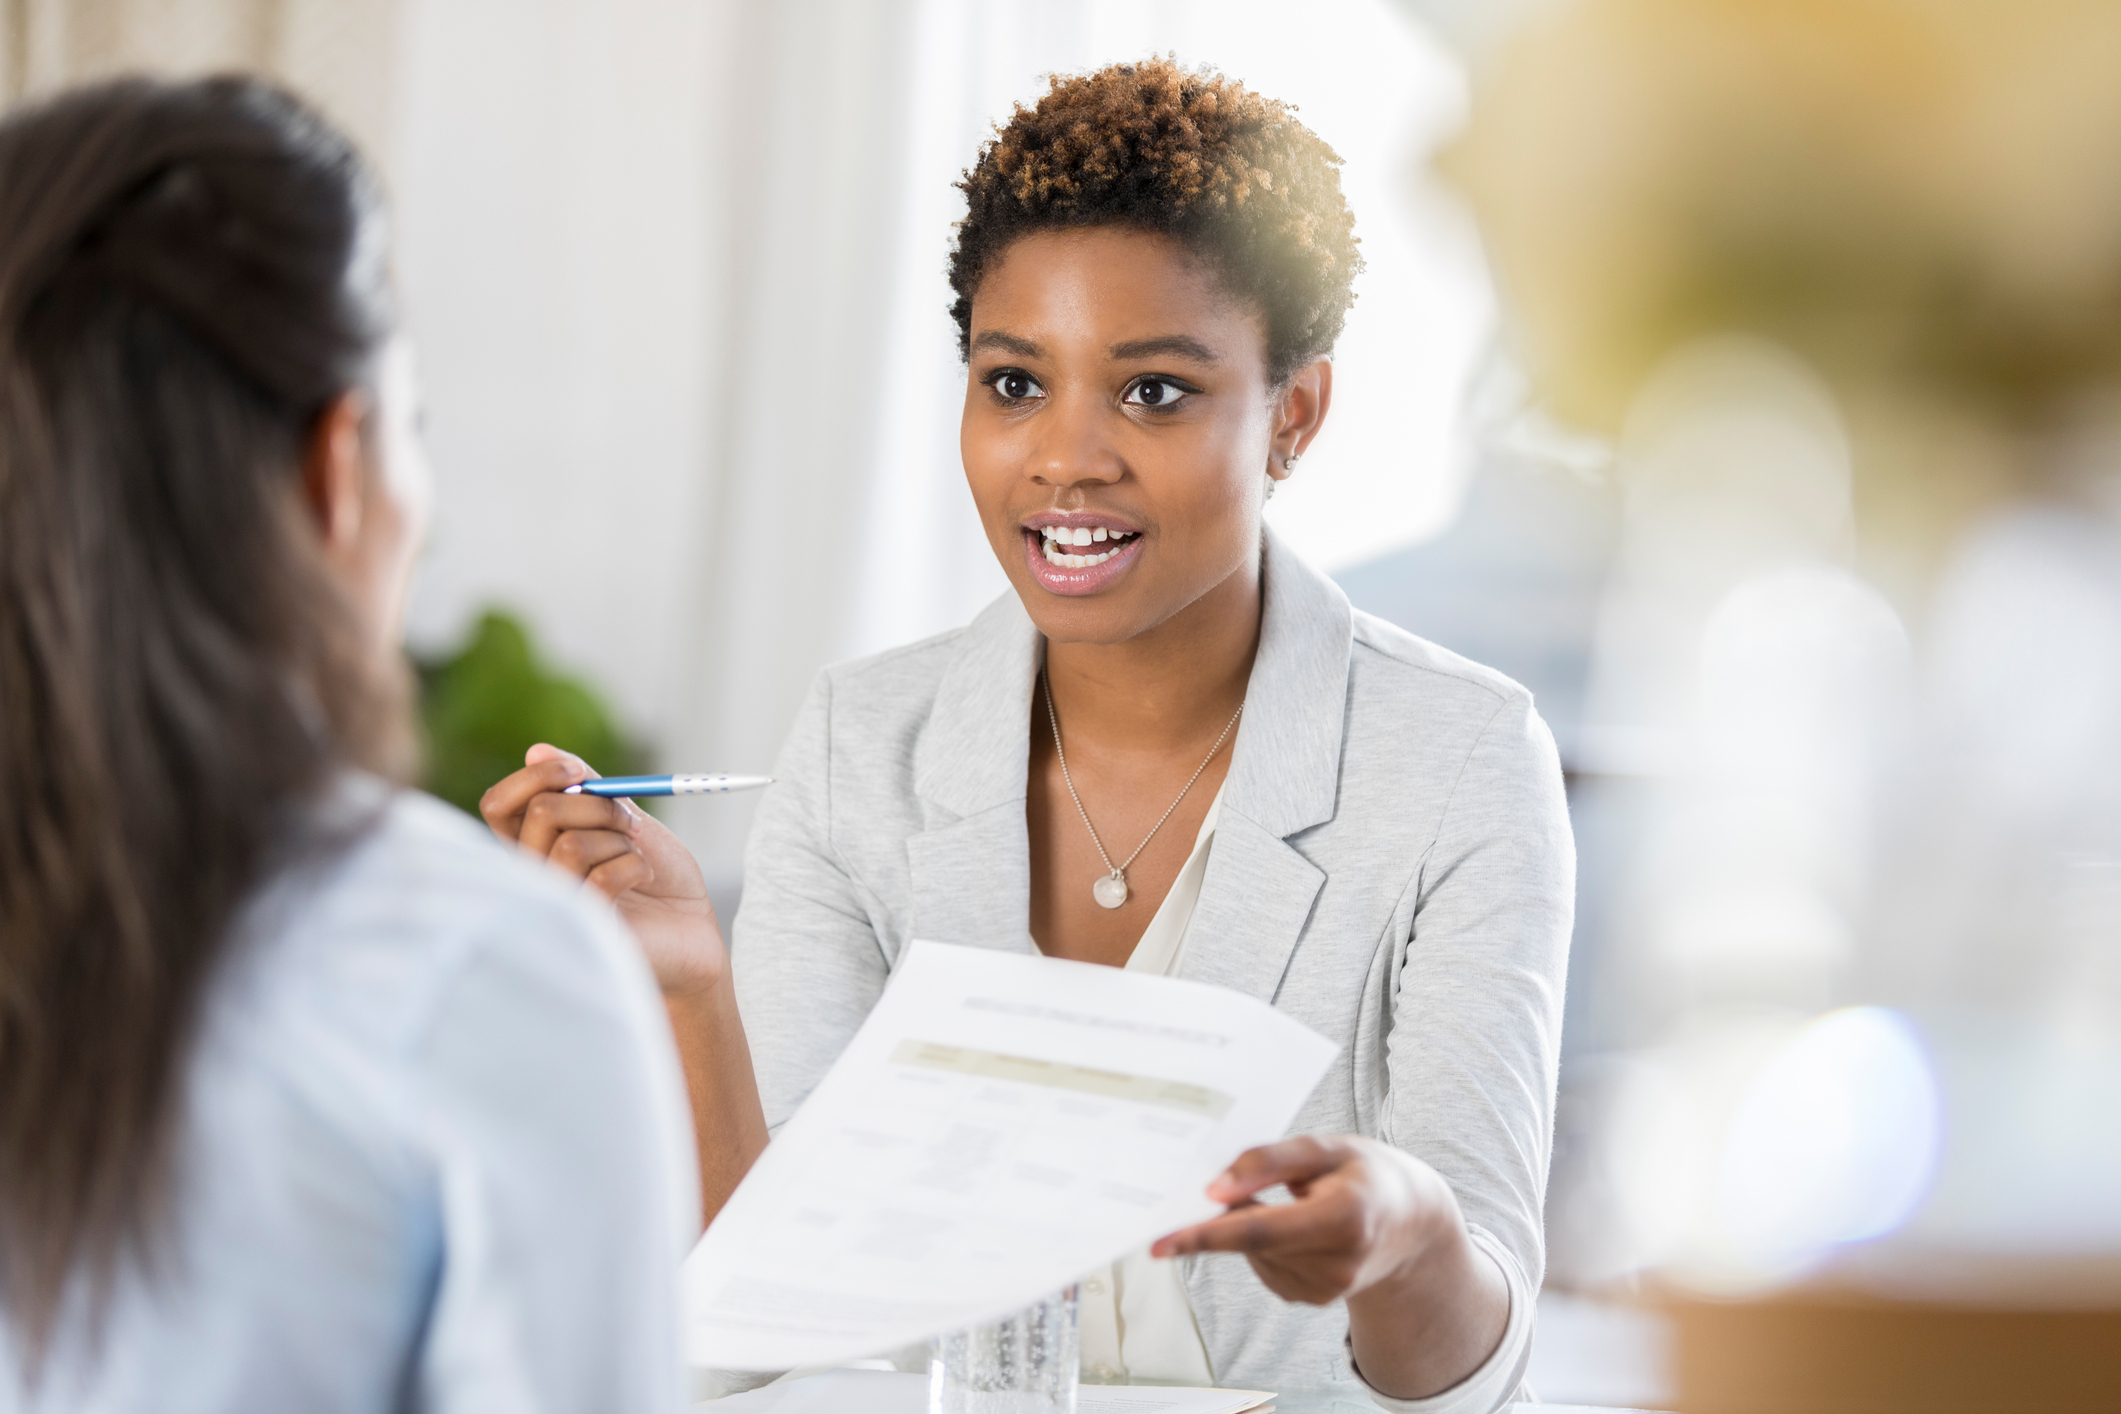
top-left (0, 0), bottom-right (402, 172)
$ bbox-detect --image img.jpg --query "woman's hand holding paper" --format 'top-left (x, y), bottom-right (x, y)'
top-left (1152, 1134), bottom-right (1509, 1402)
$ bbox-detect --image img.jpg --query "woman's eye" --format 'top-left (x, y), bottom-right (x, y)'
top-left (1124, 377), bottom-right (1192, 409)
top-left (989, 370), bottom-right (1045, 401)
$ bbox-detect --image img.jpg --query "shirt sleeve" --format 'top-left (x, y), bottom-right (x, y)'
top-left (412, 893), bottom-right (698, 1414)
top-left (731, 668), bottom-right (892, 1132)
top-left (1371, 689), bottom-right (1574, 1413)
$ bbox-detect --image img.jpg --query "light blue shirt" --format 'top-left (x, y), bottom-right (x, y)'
top-left (2, 784), bottom-right (696, 1414)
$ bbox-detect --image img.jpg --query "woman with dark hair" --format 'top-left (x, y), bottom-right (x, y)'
top-left (0, 77), bottom-right (698, 1410)
top-left (491, 58), bottom-right (1571, 1410)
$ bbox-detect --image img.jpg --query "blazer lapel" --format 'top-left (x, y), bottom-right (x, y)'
top-left (1181, 811), bottom-right (1326, 1001)
top-left (1178, 529), bottom-right (1353, 1002)
top-left (906, 592), bottom-right (1042, 957)
top-left (906, 807), bottom-right (1037, 955)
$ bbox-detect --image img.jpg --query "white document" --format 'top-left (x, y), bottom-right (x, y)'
top-left (697, 1369), bottom-right (1274, 1413)
top-left (686, 941), bottom-right (1337, 1371)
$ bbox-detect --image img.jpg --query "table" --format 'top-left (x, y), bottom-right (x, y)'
top-left (692, 1367), bottom-right (1667, 1412)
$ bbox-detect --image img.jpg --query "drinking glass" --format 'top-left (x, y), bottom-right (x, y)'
top-left (929, 1285), bottom-right (1080, 1414)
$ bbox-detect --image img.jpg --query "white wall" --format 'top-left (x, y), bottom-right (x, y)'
top-left (394, 0), bottom-right (722, 747)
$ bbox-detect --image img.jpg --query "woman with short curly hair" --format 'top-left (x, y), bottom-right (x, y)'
top-left (492, 57), bottom-right (1570, 1411)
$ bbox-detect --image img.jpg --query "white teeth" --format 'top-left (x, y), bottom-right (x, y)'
top-left (1037, 527), bottom-right (1137, 569)
top-left (1034, 524), bottom-right (1133, 547)
top-left (1042, 539), bottom-right (1119, 569)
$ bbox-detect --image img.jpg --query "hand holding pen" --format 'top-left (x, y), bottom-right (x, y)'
top-left (564, 773), bottom-right (773, 798)
top-left (479, 745), bottom-right (764, 997)
top-left (481, 744), bottom-right (775, 1230)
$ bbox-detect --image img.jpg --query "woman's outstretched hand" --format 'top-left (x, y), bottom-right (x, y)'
top-left (479, 743), bottom-right (728, 997)
top-left (1151, 1134), bottom-right (1509, 1401)
top-left (1149, 1134), bottom-right (1454, 1302)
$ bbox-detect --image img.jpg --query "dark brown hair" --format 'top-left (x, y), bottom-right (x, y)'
top-left (0, 75), bottom-right (406, 1360)
top-left (948, 57), bottom-right (1363, 383)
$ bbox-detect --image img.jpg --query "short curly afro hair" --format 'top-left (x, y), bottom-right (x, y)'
top-left (949, 58), bottom-right (1362, 384)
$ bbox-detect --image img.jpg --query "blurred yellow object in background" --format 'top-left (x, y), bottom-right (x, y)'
top-left (1449, 0), bottom-right (2121, 1406)
top-left (1447, 0), bottom-right (2121, 436)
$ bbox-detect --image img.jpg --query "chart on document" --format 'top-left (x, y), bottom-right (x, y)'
top-left (768, 1037), bottom-right (1232, 1289)
top-left (684, 941), bottom-right (1337, 1370)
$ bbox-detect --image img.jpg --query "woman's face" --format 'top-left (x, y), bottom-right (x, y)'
top-left (962, 227), bottom-right (1307, 646)
top-left (311, 336), bottom-right (432, 658)
top-left (362, 338), bottom-right (432, 650)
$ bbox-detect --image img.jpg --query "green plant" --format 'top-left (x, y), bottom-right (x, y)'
top-left (414, 609), bottom-right (649, 816)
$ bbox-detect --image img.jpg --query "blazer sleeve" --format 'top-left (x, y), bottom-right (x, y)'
top-left (730, 669), bottom-right (892, 1132)
top-left (1371, 688), bottom-right (1574, 1410)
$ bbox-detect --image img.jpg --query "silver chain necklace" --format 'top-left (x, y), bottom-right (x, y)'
top-left (1041, 672), bottom-right (1243, 910)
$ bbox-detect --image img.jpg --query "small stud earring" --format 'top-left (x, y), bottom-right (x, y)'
top-left (1285, 452), bottom-right (1301, 471)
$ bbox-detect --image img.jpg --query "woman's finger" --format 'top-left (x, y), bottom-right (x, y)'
top-left (519, 791), bottom-right (640, 859)
top-left (1206, 1134), bottom-right (1352, 1205)
top-left (1160, 1163), bottom-right (1374, 1253)
top-left (584, 851), bottom-right (655, 902)
top-left (478, 756), bottom-right (586, 840)
top-left (547, 826), bottom-right (639, 879)
top-left (1156, 1197), bottom-right (1372, 1311)
top-left (525, 741), bottom-right (607, 785)
top-left (1154, 1189), bottom-right (1341, 1258)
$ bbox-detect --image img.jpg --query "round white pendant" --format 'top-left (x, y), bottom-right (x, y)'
top-left (1092, 873), bottom-right (1129, 909)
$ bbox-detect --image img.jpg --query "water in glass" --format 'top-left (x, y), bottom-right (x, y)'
top-left (929, 1285), bottom-right (1079, 1414)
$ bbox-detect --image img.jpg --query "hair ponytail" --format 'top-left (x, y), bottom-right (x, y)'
top-left (0, 75), bottom-right (405, 1364)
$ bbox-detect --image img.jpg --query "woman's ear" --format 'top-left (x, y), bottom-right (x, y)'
top-left (1270, 357), bottom-right (1334, 481)
top-left (300, 389), bottom-right (370, 556)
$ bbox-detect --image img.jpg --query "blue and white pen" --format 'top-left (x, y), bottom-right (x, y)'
top-left (563, 774), bottom-right (774, 799)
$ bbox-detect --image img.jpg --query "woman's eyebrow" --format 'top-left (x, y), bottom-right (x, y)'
top-left (970, 330), bottom-right (1043, 358)
top-left (1107, 335), bottom-right (1221, 364)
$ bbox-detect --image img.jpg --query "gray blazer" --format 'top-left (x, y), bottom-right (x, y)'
top-left (731, 530), bottom-right (1573, 1407)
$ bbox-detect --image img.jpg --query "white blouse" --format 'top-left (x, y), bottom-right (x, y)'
top-left (0, 784), bottom-right (698, 1414)
top-left (1079, 786), bottom-right (1224, 1387)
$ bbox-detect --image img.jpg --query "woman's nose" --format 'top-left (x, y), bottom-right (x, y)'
top-left (1028, 399), bottom-right (1122, 489)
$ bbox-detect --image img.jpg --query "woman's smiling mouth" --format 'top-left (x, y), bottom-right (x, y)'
top-left (1021, 516), bottom-right (1145, 596)
top-left (1037, 522), bottom-right (1141, 567)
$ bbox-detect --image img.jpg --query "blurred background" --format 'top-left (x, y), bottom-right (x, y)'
top-left (1, 0), bottom-right (1505, 883)
top-left (11, 1), bottom-right (2118, 1409)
